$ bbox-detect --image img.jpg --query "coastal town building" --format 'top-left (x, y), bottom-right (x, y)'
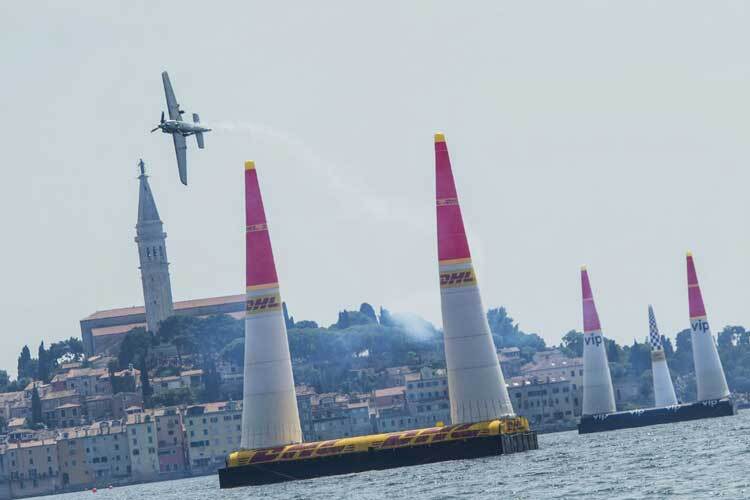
top-left (153, 408), bottom-right (187, 475)
top-left (295, 386), bottom-right (316, 442)
top-left (184, 402), bottom-right (242, 474)
top-left (126, 410), bottom-right (160, 481)
top-left (498, 347), bottom-right (523, 377)
top-left (507, 376), bottom-right (577, 431)
top-left (79, 295), bottom-right (246, 356)
top-left (404, 367), bottom-right (451, 428)
top-left (521, 350), bottom-right (584, 416)
top-left (3, 439), bottom-right (60, 498)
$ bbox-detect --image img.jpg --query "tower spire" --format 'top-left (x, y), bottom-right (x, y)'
top-left (134, 160), bottom-right (174, 333)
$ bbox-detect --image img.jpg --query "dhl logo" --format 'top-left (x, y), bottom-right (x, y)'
top-left (440, 269), bottom-right (476, 288)
top-left (246, 293), bottom-right (281, 315)
top-left (235, 418), bottom-right (530, 465)
top-left (436, 197), bottom-right (459, 207)
top-left (246, 223), bottom-right (268, 233)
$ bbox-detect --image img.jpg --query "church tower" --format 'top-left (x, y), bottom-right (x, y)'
top-left (135, 159), bottom-right (174, 333)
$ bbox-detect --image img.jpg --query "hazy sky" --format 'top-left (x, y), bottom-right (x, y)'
top-left (2, 1), bottom-right (749, 375)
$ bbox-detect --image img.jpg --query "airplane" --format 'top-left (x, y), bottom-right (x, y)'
top-left (151, 71), bottom-right (211, 185)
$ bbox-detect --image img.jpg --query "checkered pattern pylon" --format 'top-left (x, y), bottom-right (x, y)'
top-left (648, 305), bottom-right (662, 351)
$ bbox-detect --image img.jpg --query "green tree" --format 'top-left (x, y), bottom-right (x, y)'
top-left (37, 342), bottom-right (51, 383)
top-left (201, 360), bottom-right (222, 403)
top-left (139, 356), bottom-right (153, 406)
top-left (718, 326), bottom-right (744, 348)
top-left (606, 339), bottom-right (621, 363)
top-left (49, 338), bottom-right (84, 362)
top-left (561, 330), bottom-right (583, 357)
top-left (282, 302), bottom-right (295, 329)
top-left (379, 307), bottom-right (394, 327)
top-left (0, 370), bottom-right (9, 390)
top-left (662, 336), bottom-right (674, 359)
top-left (359, 303), bottom-right (377, 323)
top-left (118, 328), bottom-right (152, 369)
top-left (17, 345), bottom-right (34, 380)
top-left (671, 329), bottom-right (694, 374)
top-left (31, 387), bottom-right (42, 424)
top-left (487, 308), bottom-right (545, 353)
top-left (627, 341), bottom-right (651, 376)
top-left (150, 388), bottom-right (193, 407)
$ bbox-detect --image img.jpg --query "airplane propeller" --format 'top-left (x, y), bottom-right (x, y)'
top-left (150, 111), bottom-right (166, 133)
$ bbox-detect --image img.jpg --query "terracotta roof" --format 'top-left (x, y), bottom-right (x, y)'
top-left (374, 386), bottom-right (405, 398)
top-left (521, 358), bottom-right (583, 373)
top-left (82, 294), bottom-right (245, 321)
top-left (0, 391), bottom-right (24, 403)
top-left (55, 403), bottom-right (81, 409)
top-left (41, 390), bottom-right (78, 400)
top-left (8, 417), bottom-right (26, 427)
top-left (91, 323), bottom-right (146, 337)
top-left (51, 367), bottom-right (108, 382)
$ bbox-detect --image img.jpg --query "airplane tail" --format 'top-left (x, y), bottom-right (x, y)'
top-left (193, 113), bottom-right (205, 148)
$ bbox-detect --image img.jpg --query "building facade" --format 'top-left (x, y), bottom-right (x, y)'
top-left (153, 408), bottom-right (186, 475)
top-left (184, 402), bottom-right (242, 474)
top-left (507, 377), bottom-right (577, 431)
top-left (125, 411), bottom-right (160, 481)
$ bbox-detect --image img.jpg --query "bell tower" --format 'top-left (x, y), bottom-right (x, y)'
top-left (135, 159), bottom-right (174, 333)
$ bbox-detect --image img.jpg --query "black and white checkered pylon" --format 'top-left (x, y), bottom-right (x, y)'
top-left (648, 305), bottom-right (662, 350)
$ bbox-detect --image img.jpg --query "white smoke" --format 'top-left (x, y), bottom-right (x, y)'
top-left (207, 121), bottom-right (421, 228)
top-left (389, 311), bottom-right (440, 341)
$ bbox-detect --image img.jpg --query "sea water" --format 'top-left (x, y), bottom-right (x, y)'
top-left (48, 410), bottom-right (749, 499)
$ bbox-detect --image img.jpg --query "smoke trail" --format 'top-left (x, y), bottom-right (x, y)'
top-left (208, 121), bottom-right (422, 228)
top-left (389, 311), bottom-right (440, 340)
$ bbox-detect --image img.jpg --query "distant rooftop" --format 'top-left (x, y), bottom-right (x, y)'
top-left (82, 294), bottom-right (245, 322)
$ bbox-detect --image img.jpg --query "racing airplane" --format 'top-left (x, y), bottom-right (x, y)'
top-left (151, 71), bottom-right (211, 185)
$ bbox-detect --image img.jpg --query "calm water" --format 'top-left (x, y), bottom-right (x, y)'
top-left (49, 410), bottom-right (749, 499)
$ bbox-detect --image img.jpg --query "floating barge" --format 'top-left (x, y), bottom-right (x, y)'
top-left (219, 417), bottom-right (537, 488)
top-left (578, 397), bottom-right (736, 434)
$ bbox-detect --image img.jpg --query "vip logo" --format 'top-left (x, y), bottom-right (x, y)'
top-left (246, 293), bottom-right (281, 314)
top-left (440, 270), bottom-right (476, 288)
top-left (584, 335), bottom-right (603, 347)
top-left (691, 319), bottom-right (709, 333)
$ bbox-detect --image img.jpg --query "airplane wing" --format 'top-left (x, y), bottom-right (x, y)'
top-left (162, 71), bottom-right (182, 121)
top-left (172, 133), bottom-right (188, 185)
